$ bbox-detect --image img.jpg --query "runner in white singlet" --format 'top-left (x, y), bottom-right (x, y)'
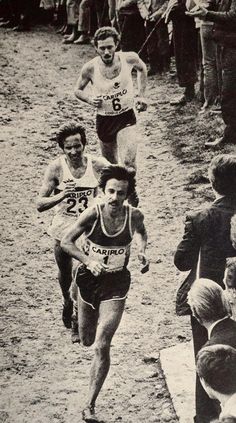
top-left (61, 165), bottom-right (149, 422)
top-left (74, 26), bottom-right (148, 206)
top-left (36, 122), bottom-right (108, 329)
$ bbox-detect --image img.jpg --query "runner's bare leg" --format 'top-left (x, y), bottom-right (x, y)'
top-left (117, 125), bottom-right (138, 172)
top-left (87, 299), bottom-right (126, 407)
top-left (99, 139), bottom-right (118, 164)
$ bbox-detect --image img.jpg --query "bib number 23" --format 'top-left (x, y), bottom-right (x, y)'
top-left (112, 98), bottom-right (122, 111)
top-left (66, 196), bottom-right (88, 215)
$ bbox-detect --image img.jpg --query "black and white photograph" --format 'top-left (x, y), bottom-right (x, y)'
top-left (1, 0), bottom-right (236, 422)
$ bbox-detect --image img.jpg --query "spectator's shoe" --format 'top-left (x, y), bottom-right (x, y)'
top-left (170, 95), bottom-right (188, 106)
top-left (82, 406), bottom-right (99, 422)
top-left (71, 314), bottom-right (80, 344)
top-left (0, 20), bottom-right (16, 28)
top-left (74, 34), bottom-right (90, 44)
top-left (128, 190), bottom-right (139, 207)
top-left (205, 137), bottom-right (226, 149)
top-left (12, 25), bottom-right (30, 32)
top-left (171, 85), bottom-right (195, 106)
top-left (210, 104), bottom-right (221, 114)
top-left (62, 298), bottom-right (73, 328)
top-left (62, 34), bottom-right (77, 44)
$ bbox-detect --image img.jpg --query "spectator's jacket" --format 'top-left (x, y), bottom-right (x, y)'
top-left (206, 0), bottom-right (236, 47)
top-left (137, 0), bottom-right (168, 19)
top-left (174, 196), bottom-right (236, 287)
top-left (116, 0), bottom-right (139, 14)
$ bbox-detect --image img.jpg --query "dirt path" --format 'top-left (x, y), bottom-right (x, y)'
top-left (0, 26), bottom-right (234, 423)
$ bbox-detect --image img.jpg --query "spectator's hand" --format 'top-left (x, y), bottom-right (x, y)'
top-left (87, 260), bottom-right (108, 276)
top-left (136, 97), bottom-right (147, 112)
top-left (185, 4), bottom-right (208, 17)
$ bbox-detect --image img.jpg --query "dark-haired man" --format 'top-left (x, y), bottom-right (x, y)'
top-left (174, 154), bottom-right (236, 423)
top-left (36, 122), bottom-right (108, 328)
top-left (74, 26), bottom-right (147, 206)
top-left (197, 345), bottom-right (236, 422)
top-left (61, 164), bottom-right (148, 422)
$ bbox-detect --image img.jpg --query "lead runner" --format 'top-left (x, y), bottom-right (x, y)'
top-left (74, 26), bottom-right (148, 207)
top-left (61, 165), bottom-right (149, 422)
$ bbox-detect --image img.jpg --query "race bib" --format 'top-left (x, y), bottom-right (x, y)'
top-left (82, 239), bottom-right (130, 272)
top-left (64, 188), bottom-right (96, 217)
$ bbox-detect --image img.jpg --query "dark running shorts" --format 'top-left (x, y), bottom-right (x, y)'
top-left (75, 264), bottom-right (131, 309)
top-left (96, 109), bottom-right (137, 144)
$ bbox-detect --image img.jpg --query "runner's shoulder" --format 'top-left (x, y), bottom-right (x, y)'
top-left (123, 51), bottom-right (140, 65)
top-left (45, 157), bottom-right (62, 180)
top-left (91, 155), bottom-right (110, 172)
top-left (130, 206), bottom-right (144, 223)
top-left (81, 59), bottom-right (96, 78)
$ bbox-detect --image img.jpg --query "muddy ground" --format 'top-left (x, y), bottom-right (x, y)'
top-left (0, 26), bottom-right (235, 423)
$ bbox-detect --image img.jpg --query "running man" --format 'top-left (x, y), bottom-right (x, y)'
top-left (61, 165), bottom-right (149, 422)
top-left (74, 26), bottom-right (148, 206)
top-left (36, 122), bottom-right (108, 329)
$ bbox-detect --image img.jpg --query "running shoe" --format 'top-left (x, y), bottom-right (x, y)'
top-left (82, 406), bottom-right (99, 422)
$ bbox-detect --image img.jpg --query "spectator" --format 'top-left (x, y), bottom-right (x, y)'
top-left (117, 0), bottom-right (147, 63)
top-left (186, 0), bottom-right (236, 147)
top-left (63, 0), bottom-right (80, 43)
top-left (175, 154), bottom-right (236, 423)
top-left (138, 0), bottom-right (170, 76)
top-left (187, 278), bottom-right (236, 422)
top-left (166, 0), bottom-right (199, 105)
top-left (196, 345), bottom-right (236, 422)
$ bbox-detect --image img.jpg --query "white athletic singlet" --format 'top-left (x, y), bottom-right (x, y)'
top-left (92, 52), bottom-right (134, 116)
top-left (48, 154), bottom-right (98, 241)
top-left (80, 203), bottom-right (133, 272)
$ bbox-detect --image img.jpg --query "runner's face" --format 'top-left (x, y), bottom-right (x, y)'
top-left (96, 37), bottom-right (117, 65)
top-left (104, 179), bottom-right (129, 212)
top-left (63, 135), bottom-right (84, 163)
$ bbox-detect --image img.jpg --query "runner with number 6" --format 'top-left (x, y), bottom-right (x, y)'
top-left (36, 122), bottom-right (108, 329)
top-left (74, 26), bottom-right (148, 207)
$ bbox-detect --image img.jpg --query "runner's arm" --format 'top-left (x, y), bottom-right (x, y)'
top-left (92, 157), bottom-right (110, 179)
top-left (127, 52), bottom-right (147, 97)
top-left (133, 209), bottom-right (149, 266)
top-left (36, 162), bottom-right (69, 212)
top-left (74, 63), bottom-right (102, 108)
top-left (126, 52), bottom-right (147, 110)
top-left (61, 207), bottom-right (108, 274)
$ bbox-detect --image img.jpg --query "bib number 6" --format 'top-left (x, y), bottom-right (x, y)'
top-left (112, 98), bottom-right (122, 112)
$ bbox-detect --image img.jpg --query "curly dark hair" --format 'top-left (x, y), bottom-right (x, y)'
top-left (56, 122), bottom-right (87, 150)
top-left (209, 154), bottom-right (236, 196)
top-left (197, 344), bottom-right (236, 395)
top-left (99, 165), bottom-right (136, 197)
top-left (94, 26), bottom-right (120, 47)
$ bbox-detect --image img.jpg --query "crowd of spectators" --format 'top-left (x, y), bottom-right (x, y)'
top-left (175, 154), bottom-right (236, 423)
top-left (0, 0), bottom-right (235, 146)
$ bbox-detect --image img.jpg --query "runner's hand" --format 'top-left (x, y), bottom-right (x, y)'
top-left (63, 182), bottom-right (76, 198)
top-left (87, 260), bottom-right (108, 276)
top-left (90, 96), bottom-right (103, 108)
top-left (136, 98), bottom-right (147, 113)
top-left (138, 253), bottom-right (149, 273)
